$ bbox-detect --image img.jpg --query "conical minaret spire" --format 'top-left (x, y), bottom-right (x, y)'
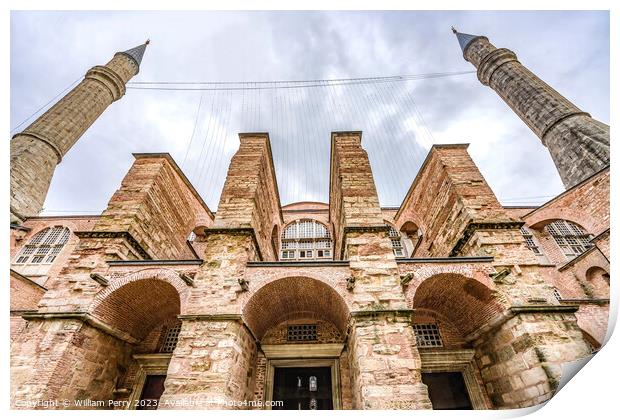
top-left (10, 40), bottom-right (149, 223)
top-left (452, 27), bottom-right (610, 189)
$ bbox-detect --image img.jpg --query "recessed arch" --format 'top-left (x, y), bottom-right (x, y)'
top-left (242, 276), bottom-right (350, 340)
top-left (90, 268), bottom-right (188, 341)
top-left (412, 273), bottom-right (508, 337)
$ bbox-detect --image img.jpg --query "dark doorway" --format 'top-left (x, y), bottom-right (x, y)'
top-left (272, 366), bottom-right (333, 410)
top-left (137, 375), bottom-right (166, 410)
top-left (422, 372), bottom-right (473, 410)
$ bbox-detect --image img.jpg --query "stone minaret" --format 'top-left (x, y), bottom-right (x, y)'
top-left (10, 41), bottom-right (149, 224)
top-left (453, 28), bottom-right (610, 189)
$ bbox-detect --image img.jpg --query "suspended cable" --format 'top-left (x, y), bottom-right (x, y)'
top-left (125, 71), bottom-right (476, 91)
top-left (10, 76), bottom-right (82, 134)
top-left (127, 71), bottom-right (475, 85)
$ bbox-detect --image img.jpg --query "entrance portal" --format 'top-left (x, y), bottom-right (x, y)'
top-left (272, 366), bottom-right (333, 410)
top-left (422, 372), bottom-right (472, 410)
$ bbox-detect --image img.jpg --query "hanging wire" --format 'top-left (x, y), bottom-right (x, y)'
top-left (125, 71), bottom-right (475, 91)
top-left (10, 76), bottom-right (82, 134)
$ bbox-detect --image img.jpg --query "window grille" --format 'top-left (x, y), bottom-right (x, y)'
top-left (413, 323), bottom-right (443, 348)
top-left (546, 220), bottom-right (592, 257)
top-left (14, 226), bottom-right (70, 265)
top-left (280, 220), bottom-right (332, 261)
top-left (386, 224), bottom-right (405, 257)
top-left (520, 227), bottom-right (542, 255)
top-left (287, 324), bottom-right (318, 342)
top-left (160, 324), bottom-right (182, 353)
top-left (553, 288), bottom-right (562, 302)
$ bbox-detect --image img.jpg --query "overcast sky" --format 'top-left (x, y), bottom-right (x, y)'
top-left (10, 11), bottom-right (609, 214)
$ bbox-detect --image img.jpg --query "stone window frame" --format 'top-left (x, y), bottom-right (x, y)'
top-left (546, 220), bottom-right (593, 258)
top-left (418, 349), bottom-right (490, 410)
top-left (280, 219), bottom-right (332, 261)
top-left (127, 354), bottom-right (172, 410)
top-left (13, 226), bottom-right (70, 265)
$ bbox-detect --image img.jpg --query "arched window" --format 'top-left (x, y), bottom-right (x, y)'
top-left (546, 220), bottom-right (592, 258)
top-left (520, 226), bottom-right (542, 256)
top-left (386, 224), bottom-right (404, 257)
top-left (280, 220), bottom-right (332, 260)
top-left (14, 226), bottom-right (70, 265)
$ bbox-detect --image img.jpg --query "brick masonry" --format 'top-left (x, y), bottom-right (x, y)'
top-left (9, 34), bottom-right (610, 411)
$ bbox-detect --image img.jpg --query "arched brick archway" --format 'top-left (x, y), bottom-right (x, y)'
top-left (526, 208), bottom-right (597, 234)
top-left (90, 269), bottom-right (187, 341)
top-left (242, 276), bottom-right (350, 340)
top-left (412, 273), bottom-right (508, 337)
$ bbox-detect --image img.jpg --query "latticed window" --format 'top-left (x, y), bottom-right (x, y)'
top-left (553, 288), bottom-right (562, 302)
top-left (280, 220), bottom-right (332, 260)
top-left (14, 226), bottom-right (70, 265)
top-left (520, 227), bottom-right (542, 255)
top-left (160, 323), bottom-right (182, 353)
top-left (546, 220), bottom-right (592, 258)
top-left (413, 323), bottom-right (444, 348)
top-left (386, 224), bottom-right (405, 257)
top-left (287, 324), bottom-right (318, 342)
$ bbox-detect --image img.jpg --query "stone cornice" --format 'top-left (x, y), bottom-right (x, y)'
top-left (559, 298), bottom-right (609, 305)
top-left (74, 230), bottom-right (151, 260)
top-left (13, 131), bottom-right (63, 163)
top-left (476, 47), bottom-right (518, 86)
top-left (22, 311), bottom-right (140, 344)
top-left (540, 112), bottom-right (591, 143)
top-left (107, 259), bottom-right (203, 266)
top-left (10, 269), bottom-right (48, 291)
top-left (449, 221), bottom-right (524, 257)
top-left (396, 256), bottom-right (494, 264)
top-left (247, 260), bottom-right (350, 267)
top-left (350, 309), bottom-right (414, 320)
top-left (86, 65), bottom-right (126, 101)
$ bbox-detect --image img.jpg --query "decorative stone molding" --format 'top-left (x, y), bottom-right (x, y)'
top-left (89, 273), bottom-right (109, 286)
top-left (74, 230), bottom-right (151, 260)
top-left (345, 276), bottom-right (356, 291)
top-left (449, 221), bottom-right (524, 257)
top-left (22, 311), bottom-right (140, 344)
top-left (261, 343), bottom-right (345, 359)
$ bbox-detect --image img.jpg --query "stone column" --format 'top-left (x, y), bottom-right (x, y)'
top-left (10, 42), bottom-right (148, 223)
top-left (159, 133), bottom-right (281, 408)
top-left (472, 308), bottom-right (591, 408)
top-left (329, 132), bottom-right (431, 409)
top-left (11, 318), bottom-right (133, 409)
top-left (454, 30), bottom-right (609, 189)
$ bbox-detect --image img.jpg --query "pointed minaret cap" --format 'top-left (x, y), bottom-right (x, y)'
top-left (451, 27), bottom-right (486, 54)
top-left (116, 39), bottom-right (150, 69)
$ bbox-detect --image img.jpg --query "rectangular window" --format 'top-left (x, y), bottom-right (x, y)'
top-left (287, 324), bottom-right (318, 342)
top-left (281, 250), bottom-right (295, 259)
top-left (160, 324), bottom-right (182, 353)
top-left (413, 323), bottom-right (443, 348)
top-left (520, 227), bottom-right (542, 255)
